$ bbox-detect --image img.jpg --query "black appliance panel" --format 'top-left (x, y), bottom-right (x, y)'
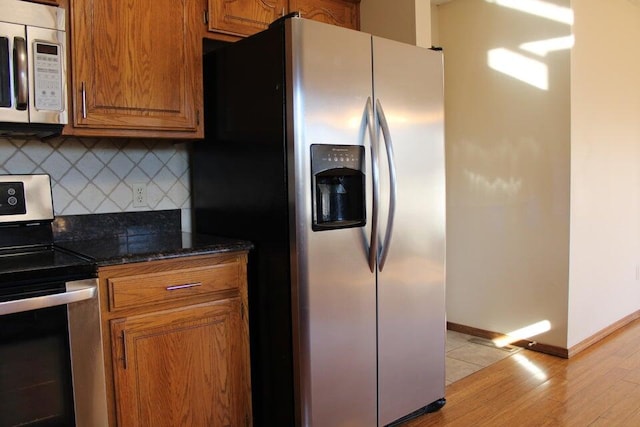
top-left (195, 23), bottom-right (293, 427)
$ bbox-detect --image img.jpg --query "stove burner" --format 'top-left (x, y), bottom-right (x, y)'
top-left (0, 175), bottom-right (97, 301)
top-left (0, 245), bottom-right (96, 298)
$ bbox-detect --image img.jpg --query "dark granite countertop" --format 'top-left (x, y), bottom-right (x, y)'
top-left (56, 232), bottom-right (252, 266)
top-left (52, 210), bottom-right (252, 267)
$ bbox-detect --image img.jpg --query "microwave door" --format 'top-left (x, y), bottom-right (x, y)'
top-left (0, 22), bottom-right (29, 123)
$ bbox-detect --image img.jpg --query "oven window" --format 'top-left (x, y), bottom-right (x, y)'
top-left (0, 305), bottom-right (75, 426)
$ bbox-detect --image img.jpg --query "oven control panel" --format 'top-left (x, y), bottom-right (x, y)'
top-left (0, 175), bottom-right (53, 223)
top-left (0, 182), bottom-right (26, 215)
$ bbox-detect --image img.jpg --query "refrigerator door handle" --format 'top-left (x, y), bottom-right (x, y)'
top-left (366, 97), bottom-right (380, 273)
top-left (375, 99), bottom-right (397, 272)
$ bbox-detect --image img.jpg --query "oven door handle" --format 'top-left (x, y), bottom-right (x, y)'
top-left (0, 281), bottom-right (97, 316)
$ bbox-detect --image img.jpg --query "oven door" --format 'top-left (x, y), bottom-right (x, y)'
top-left (0, 279), bottom-right (108, 427)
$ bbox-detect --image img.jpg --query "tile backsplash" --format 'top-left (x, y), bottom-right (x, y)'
top-left (0, 136), bottom-right (192, 231)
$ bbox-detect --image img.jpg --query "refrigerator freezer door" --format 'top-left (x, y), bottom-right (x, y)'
top-left (372, 37), bottom-right (447, 426)
top-left (287, 19), bottom-right (378, 427)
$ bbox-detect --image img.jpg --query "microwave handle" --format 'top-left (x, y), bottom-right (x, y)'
top-left (13, 37), bottom-right (28, 110)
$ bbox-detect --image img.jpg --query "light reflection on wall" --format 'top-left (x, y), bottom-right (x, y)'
top-left (520, 35), bottom-right (575, 57)
top-left (485, 0), bottom-right (574, 25)
top-left (488, 48), bottom-right (549, 90)
top-left (493, 320), bottom-right (552, 347)
top-left (464, 169), bottom-right (523, 198)
top-left (485, 0), bottom-right (574, 91)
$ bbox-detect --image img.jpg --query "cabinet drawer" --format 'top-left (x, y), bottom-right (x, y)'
top-left (108, 263), bottom-right (240, 311)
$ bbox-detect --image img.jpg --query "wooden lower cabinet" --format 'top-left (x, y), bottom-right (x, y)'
top-left (111, 300), bottom-right (245, 426)
top-left (98, 252), bottom-right (251, 426)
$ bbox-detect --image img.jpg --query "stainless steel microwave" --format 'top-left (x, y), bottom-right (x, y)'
top-left (0, 0), bottom-right (67, 135)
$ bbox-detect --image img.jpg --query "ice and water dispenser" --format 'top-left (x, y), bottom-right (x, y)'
top-left (311, 144), bottom-right (365, 231)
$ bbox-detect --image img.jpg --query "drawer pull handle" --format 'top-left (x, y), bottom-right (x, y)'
top-left (166, 282), bottom-right (202, 291)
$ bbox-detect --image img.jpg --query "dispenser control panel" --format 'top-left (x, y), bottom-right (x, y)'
top-left (311, 144), bottom-right (364, 175)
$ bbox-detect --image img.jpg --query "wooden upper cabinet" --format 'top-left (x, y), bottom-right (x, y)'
top-left (207, 0), bottom-right (287, 37)
top-left (68, 0), bottom-right (203, 138)
top-left (205, 0), bottom-right (359, 39)
top-left (291, 0), bottom-right (360, 30)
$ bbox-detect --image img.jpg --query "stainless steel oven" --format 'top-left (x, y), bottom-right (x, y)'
top-left (0, 175), bottom-right (107, 427)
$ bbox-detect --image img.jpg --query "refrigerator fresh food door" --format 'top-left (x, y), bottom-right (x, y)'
top-left (287, 19), bottom-right (378, 427)
top-left (372, 37), bottom-right (447, 426)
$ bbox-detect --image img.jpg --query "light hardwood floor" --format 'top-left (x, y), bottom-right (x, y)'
top-left (405, 318), bottom-right (640, 426)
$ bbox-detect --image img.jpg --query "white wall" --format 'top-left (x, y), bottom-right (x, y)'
top-left (415, 0), bottom-right (432, 47)
top-left (431, 3), bottom-right (441, 47)
top-left (437, 0), bottom-right (571, 347)
top-left (568, 0), bottom-right (640, 347)
top-left (361, 0), bottom-right (431, 47)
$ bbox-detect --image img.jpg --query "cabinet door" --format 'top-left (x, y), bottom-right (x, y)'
top-left (208, 0), bottom-right (287, 37)
top-left (70, 0), bottom-right (202, 137)
top-left (110, 299), bottom-right (250, 427)
top-left (290, 0), bottom-right (360, 30)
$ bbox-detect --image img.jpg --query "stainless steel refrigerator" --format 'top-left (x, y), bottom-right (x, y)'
top-left (192, 16), bottom-right (446, 427)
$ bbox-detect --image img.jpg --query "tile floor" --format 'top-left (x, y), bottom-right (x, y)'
top-left (445, 330), bottom-right (522, 385)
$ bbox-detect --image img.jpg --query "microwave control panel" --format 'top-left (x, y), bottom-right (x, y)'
top-left (33, 42), bottom-right (62, 111)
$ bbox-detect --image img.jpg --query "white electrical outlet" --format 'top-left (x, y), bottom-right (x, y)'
top-left (132, 183), bottom-right (147, 207)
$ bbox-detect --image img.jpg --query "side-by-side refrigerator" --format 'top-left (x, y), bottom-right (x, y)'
top-left (191, 16), bottom-right (446, 427)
